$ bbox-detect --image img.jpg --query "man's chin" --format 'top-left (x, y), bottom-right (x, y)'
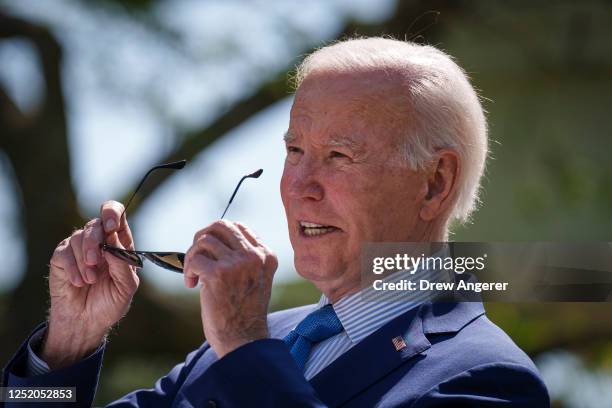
top-left (294, 256), bottom-right (350, 285)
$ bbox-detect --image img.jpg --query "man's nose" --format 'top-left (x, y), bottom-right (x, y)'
top-left (288, 158), bottom-right (324, 202)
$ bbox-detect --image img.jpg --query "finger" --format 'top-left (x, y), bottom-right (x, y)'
top-left (184, 274), bottom-right (198, 289)
top-left (101, 201), bottom-right (135, 250)
top-left (102, 231), bottom-right (140, 294)
top-left (184, 243), bottom-right (206, 276)
top-left (117, 218), bottom-right (135, 251)
top-left (70, 230), bottom-right (97, 284)
top-left (82, 218), bottom-right (104, 267)
top-left (200, 220), bottom-right (251, 251)
top-left (62, 250), bottom-right (85, 287)
top-left (100, 200), bottom-right (125, 234)
top-left (184, 253), bottom-right (215, 288)
top-left (184, 239), bottom-right (213, 285)
top-left (235, 222), bottom-right (278, 272)
top-left (235, 221), bottom-right (272, 257)
top-left (184, 251), bottom-right (215, 289)
top-left (51, 239), bottom-right (84, 287)
top-left (194, 233), bottom-right (232, 261)
top-left (50, 238), bottom-right (70, 269)
top-left (234, 222), bottom-right (262, 248)
top-left (104, 231), bottom-right (130, 267)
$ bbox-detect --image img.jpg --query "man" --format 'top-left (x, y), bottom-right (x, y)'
top-left (3, 37), bottom-right (550, 407)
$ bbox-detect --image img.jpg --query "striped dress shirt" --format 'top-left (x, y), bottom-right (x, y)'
top-left (26, 328), bottom-right (53, 376)
top-left (303, 265), bottom-right (450, 379)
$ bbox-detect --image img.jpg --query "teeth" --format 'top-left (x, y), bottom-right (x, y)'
top-left (299, 221), bottom-right (338, 236)
top-left (300, 221), bottom-right (325, 228)
top-left (303, 227), bottom-right (335, 236)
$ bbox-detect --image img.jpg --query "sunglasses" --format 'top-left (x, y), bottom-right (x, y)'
top-left (102, 160), bottom-right (263, 274)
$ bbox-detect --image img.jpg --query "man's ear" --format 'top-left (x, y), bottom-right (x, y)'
top-left (419, 149), bottom-right (460, 221)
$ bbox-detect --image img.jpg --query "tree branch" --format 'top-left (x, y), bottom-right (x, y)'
top-left (0, 84), bottom-right (27, 143)
top-left (0, 11), bottom-right (66, 142)
top-left (0, 11), bottom-right (78, 361)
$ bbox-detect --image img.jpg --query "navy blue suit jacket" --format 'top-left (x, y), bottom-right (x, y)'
top-left (3, 301), bottom-right (550, 407)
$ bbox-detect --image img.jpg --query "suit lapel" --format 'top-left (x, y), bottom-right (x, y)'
top-left (309, 301), bottom-right (485, 407)
top-left (309, 306), bottom-right (428, 407)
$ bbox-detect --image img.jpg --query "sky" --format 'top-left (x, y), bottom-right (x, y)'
top-left (0, 0), bottom-right (396, 292)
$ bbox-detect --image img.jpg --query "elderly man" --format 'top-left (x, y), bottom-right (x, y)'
top-left (3, 38), bottom-right (549, 407)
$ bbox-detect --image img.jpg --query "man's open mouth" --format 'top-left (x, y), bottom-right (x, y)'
top-left (299, 221), bottom-right (341, 237)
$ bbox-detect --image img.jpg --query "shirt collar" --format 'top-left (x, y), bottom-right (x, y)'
top-left (318, 247), bottom-right (452, 344)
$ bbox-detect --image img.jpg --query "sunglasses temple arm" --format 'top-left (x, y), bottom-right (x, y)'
top-left (221, 175), bottom-right (248, 219)
top-left (120, 169), bottom-right (154, 220)
top-left (120, 160), bottom-right (187, 220)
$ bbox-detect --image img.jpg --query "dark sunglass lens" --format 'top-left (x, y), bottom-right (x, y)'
top-left (104, 246), bottom-right (143, 268)
top-left (142, 252), bottom-right (184, 273)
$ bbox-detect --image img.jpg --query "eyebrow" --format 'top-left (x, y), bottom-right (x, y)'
top-left (284, 130), bottom-right (365, 153)
top-left (328, 136), bottom-right (363, 152)
top-left (283, 131), bottom-right (296, 143)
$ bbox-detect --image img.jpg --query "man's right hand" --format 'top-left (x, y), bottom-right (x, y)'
top-left (41, 200), bottom-right (140, 370)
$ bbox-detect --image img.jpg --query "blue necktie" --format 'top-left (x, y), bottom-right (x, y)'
top-left (283, 304), bottom-right (344, 370)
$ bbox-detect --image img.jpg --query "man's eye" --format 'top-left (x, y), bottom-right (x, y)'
top-left (330, 151), bottom-right (349, 159)
top-left (287, 146), bottom-right (303, 154)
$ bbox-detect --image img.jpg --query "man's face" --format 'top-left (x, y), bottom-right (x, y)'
top-left (281, 71), bottom-right (428, 297)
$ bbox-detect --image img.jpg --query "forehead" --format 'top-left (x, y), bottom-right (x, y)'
top-left (289, 71), bottom-right (407, 145)
top-left (293, 70), bottom-right (398, 111)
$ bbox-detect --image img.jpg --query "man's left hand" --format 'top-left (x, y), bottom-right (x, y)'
top-left (184, 220), bottom-right (278, 358)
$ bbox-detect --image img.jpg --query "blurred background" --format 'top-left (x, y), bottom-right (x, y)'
top-left (1, 0), bottom-right (611, 406)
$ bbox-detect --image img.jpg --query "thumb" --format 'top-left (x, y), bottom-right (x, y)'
top-left (103, 231), bottom-right (140, 296)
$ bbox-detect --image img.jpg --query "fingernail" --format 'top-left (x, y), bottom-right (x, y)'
top-left (105, 219), bottom-right (117, 231)
top-left (86, 268), bottom-right (97, 283)
top-left (72, 274), bottom-right (84, 287)
top-left (86, 250), bottom-right (98, 265)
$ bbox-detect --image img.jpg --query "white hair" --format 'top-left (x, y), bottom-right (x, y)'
top-left (293, 37), bottom-right (488, 224)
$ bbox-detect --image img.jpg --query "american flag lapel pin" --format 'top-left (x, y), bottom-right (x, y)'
top-left (392, 336), bottom-right (407, 351)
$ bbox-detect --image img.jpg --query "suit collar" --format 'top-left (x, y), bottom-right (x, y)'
top-left (421, 301), bottom-right (485, 334)
top-left (309, 301), bottom-right (485, 407)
